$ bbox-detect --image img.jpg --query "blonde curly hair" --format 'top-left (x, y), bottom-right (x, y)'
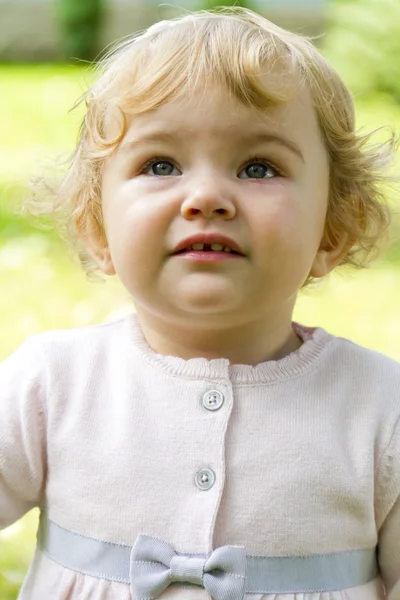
top-left (23, 6), bottom-right (398, 288)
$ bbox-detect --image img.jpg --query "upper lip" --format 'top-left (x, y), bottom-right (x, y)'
top-left (172, 233), bottom-right (245, 255)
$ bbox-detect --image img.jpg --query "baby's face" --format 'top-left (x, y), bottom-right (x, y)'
top-left (96, 82), bottom-right (331, 329)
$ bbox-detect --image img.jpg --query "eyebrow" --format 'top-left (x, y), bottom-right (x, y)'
top-left (120, 130), bottom-right (304, 162)
top-left (241, 132), bottom-right (304, 163)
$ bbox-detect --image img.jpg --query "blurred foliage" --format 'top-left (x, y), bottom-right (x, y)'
top-left (201, 0), bottom-right (254, 8)
top-left (323, 0), bottom-right (400, 101)
top-left (0, 64), bottom-right (87, 189)
top-left (55, 0), bottom-right (106, 61)
top-left (0, 510), bottom-right (39, 600)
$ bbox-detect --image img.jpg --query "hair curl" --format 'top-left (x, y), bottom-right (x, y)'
top-left (23, 6), bottom-right (399, 288)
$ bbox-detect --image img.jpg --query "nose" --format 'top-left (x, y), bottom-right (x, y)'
top-left (180, 178), bottom-right (236, 220)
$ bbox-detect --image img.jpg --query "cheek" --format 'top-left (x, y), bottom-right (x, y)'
top-left (250, 184), bottom-right (300, 242)
top-left (103, 182), bottom-right (173, 267)
top-left (250, 183), bottom-right (325, 257)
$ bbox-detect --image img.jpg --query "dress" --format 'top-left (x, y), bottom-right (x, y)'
top-left (0, 313), bottom-right (400, 599)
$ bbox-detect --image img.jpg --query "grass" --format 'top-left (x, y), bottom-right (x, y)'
top-left (0, 64), bottom-right (88, 186)
top-left (0, 511), bottom-right (39, 600)
top-left (0, 64), bottom-right (400, 599)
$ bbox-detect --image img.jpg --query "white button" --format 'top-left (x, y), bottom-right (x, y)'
top-left (195, 468), bottom-right (216, 490)
top-left (202, 390), bottom-right (224, 411)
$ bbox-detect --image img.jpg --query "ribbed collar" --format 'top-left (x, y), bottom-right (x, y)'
top-left (126, 313), bottom-right (333, 384)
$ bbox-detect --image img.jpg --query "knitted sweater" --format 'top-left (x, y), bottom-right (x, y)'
top-left (1, 313), bottom-right (400, 599)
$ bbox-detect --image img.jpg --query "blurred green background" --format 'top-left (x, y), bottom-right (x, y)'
top-left (1, 0), bottom-right (400, 598)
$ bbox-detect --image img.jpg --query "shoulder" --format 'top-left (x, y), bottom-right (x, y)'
top-left (3, 313), bottom-right (136, 371)
top-left (318, 330), bottom-right (400, 430)
top-left (296, 320), bottom-right (400, 386)
top-left (33, 313), bottom-right (132, 348)
top-left (324, 329), bottom-right (400, 384)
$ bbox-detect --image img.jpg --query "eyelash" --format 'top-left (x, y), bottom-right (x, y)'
top-left (242, 156), bottom-right (283, 178)
top-left (139, 156), bottom-right (176, 176)
top-left (139, 156), bottom-right (284, 178)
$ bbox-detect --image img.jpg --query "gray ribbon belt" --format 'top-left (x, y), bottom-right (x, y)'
top-left (37, 514), bottom-right (379, 599)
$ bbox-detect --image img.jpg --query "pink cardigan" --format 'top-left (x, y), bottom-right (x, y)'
top-left (1, 313), bottom-right (400, 599)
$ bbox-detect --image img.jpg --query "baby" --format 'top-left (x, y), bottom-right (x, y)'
top-left (1, 6), bottom-right (400, 600)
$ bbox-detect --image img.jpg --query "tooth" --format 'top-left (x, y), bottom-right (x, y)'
top-left (192, 243), bottom-right (205, 250)
top-left (210, 243), bottom-right (224, 251)
top-left (223, 246), bottom-right (232, 252)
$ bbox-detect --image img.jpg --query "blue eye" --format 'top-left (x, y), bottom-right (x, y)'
top-left (142, 159), bottom-right (181, 176)
top-left (239, 160), bottom-right (279, 179)
top-left (140, 157), bottom-right (280, 178)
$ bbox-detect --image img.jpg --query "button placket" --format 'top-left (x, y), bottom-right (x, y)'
top-left (196, 390), bottom-right (226, 492)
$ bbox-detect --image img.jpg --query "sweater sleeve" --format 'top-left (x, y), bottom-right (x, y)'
top-left (376, 415), bottom-right (400, 599)
top-left (0, 338), bottom-right (47, 528)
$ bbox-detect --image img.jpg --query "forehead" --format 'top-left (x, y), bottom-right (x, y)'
top-left (120, 81), bottom-right (323, 155)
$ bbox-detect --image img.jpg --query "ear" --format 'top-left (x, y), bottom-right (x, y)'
top-left (309, 231), bottom-right (353, 279)
top-left (81, 226), bottom-right (117, 276)
top-left (88, 245), bottom-right (116, 276)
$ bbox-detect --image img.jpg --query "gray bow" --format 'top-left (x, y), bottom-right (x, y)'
top-left (130, 533), bottom-right (247, 600)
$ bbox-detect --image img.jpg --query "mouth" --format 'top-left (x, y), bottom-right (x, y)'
top-left (172, 234), bottom-right (245, 257)
top-left (173, 243), bottom-right (241, 255)
top-left (172, 244), bottom-right (244, 263)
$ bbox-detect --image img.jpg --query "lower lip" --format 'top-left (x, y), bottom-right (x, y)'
top-left (173, 251), bottom-right (243, 262)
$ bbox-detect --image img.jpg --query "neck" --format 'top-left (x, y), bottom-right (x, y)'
top-left (134, 310), bottom-right (303, 366)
